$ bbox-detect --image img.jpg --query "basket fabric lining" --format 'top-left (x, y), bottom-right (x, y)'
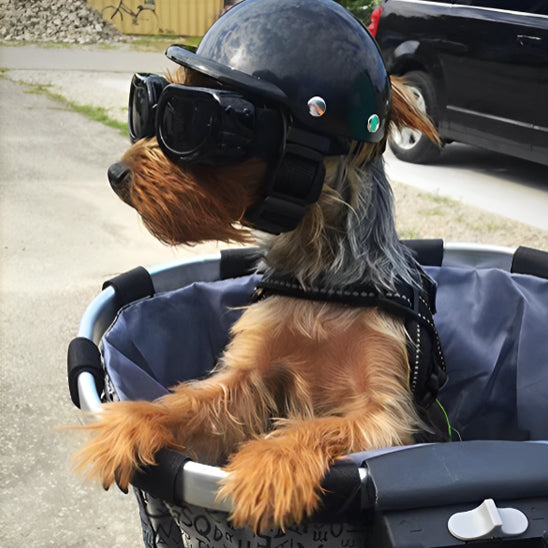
top-left (102, 267), bottom-right (548, 442)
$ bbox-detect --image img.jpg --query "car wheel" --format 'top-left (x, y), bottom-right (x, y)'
top-left (389, 71), bottom-right (442, 164)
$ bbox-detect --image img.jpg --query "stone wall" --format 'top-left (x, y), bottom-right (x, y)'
top-left (0, 0), bottom-right (125, 44)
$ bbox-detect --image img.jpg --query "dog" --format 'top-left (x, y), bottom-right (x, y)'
top-left (74, 49), bottom-right (443, 534)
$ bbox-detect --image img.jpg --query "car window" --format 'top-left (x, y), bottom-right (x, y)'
top-left (453, 0), bottom-right (548, 15)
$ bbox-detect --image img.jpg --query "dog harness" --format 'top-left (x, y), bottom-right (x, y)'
top-left (254, 268), bottom-right (450, 442)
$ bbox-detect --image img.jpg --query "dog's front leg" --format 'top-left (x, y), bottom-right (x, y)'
top-left (74, 366), bottom-right (273, 491)
top-left (219, 406), bottom-right (415, 532)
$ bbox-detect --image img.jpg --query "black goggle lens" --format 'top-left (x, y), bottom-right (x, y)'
top-left (130, 85), bottom-right (150, 139)
top-left (129, 73), bottom-right (168, 143)
top-left (156, 85), bottom-right (262, 165)
top-left (159, 95), bottom-right (216, 157)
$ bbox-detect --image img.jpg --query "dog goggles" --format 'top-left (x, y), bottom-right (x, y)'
top-left (129, 73), bottom-right (284, 165)
top-left (128, 72), bottom-right (331, 234)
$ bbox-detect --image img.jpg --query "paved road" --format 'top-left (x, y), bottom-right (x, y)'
top-left (385, 146), bottom-right (548, 231)
top-left (0, 76), bottom-right (221, 547)
top-left (0, 43), bottom-right (171, 73)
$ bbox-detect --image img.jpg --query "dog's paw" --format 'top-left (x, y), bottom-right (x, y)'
top-left (218, 437), bottom-right (327, 532)
top-left (73, 401), bottom-right (176, 491)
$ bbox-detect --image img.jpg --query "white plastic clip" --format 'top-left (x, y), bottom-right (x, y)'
top-left (448, 499), bottom-right (528, 541)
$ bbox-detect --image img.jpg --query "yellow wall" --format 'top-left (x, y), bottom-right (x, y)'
top-left (88, 0), bottom-right (223, 36)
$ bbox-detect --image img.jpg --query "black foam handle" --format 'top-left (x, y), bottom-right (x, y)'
top-left (131, 448), bottom-right (191, 504)
top-left (67, 337), bottom-right (104, 408)
top-left (512, 246), bottom-right (548, 279)
top-left (220, 248), bottom-right (263, 279)
top-left (103, 266), bottom-right (155, 309)
top-left (402, 238), bottom-right (444, 267)
top-left (314, 458), bottom-right (365, 521)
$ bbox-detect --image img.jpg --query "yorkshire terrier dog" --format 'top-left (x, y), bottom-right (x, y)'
top-left (74, 0), bottom-right (445, 534)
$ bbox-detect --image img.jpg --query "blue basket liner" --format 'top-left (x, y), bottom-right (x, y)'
top-left (102, 266), bottom-right (548, 441)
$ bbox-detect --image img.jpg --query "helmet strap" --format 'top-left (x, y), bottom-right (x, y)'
top-left (244, 126), bottom-right (331, 234)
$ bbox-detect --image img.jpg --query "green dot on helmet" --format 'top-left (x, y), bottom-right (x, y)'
top-left (367, 114), bottom-right (380, 134)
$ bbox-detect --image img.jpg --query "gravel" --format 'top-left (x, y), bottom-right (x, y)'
top-left (0, 0), bottom-right (126, 44)
top-left (392, 180), bottom-right (548, 251)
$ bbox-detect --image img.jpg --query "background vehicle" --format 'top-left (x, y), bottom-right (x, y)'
top-left (370, 0), bottom-right (548, 165)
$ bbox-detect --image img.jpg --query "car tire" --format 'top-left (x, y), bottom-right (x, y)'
top-left (389, 71), bottom-right (442, 164)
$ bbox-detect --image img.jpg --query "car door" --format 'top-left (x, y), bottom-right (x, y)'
top-left (526, 1), bottom-right (548, 163)
top-left (442, 0), bottom-right (548, 163)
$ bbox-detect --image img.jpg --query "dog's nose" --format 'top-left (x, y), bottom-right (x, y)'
top-left (108, 162), bottom-right (131, 195)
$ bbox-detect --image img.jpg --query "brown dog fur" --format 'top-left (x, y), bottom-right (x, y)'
top-left (74, 67), bottom-right (440, 532)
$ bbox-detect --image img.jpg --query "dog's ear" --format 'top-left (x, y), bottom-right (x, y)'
top-left (389, 76), bottom-right (441, 145)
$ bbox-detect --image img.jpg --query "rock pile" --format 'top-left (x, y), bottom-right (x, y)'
top-left (0, 0), bottom-right (126, 44)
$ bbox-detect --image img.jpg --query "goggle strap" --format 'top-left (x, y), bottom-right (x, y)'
top-left (244, 143), bottom-right (326, 234)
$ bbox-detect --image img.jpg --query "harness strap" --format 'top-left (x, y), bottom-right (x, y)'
top-left (254, 270), bottom-right (447, 415)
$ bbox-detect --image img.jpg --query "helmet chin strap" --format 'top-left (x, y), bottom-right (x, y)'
top-left (244, 126), bottom-right (348, 234)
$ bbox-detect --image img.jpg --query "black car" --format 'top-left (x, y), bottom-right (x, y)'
top-left (369, 0), bottom-right (548, 165)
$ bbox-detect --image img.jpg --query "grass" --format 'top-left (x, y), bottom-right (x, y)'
top-left (1, 35), bottom-right (200, 137)
top-left (0, 39), bottom-right (109, 49)
top-left (1, 35), bottom-right (201, 52)
top-left (392, 177), bottom-right (548, 251)
top-left (128, 35), bottom-right (201, 52)
top-left (21, 81), bottom-right (128, 136)
top-left (397, 228), bottom-right (422, 240)
top-left (71, 103), bottom-right (127, 135)
top-left (420, 192), bottom-right (454, 206)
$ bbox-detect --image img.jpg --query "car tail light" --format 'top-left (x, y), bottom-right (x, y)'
top-left (368, 6), bottom-right (382, 37)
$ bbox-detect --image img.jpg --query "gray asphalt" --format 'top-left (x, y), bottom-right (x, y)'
top-left (0, 44), bottom-right (171, 72)
top-left (0, 48), bottom-right (224, 547)
top-left (385, 146), bottom-right (548, 231)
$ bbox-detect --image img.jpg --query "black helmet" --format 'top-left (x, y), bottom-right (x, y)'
top-left (167, 0), bottom-right (390, 146)
top-left (165, 0), bottom-right (391, 234)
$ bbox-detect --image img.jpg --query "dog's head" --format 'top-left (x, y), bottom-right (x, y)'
top-left (108, 0), bottom-right (438, 250)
